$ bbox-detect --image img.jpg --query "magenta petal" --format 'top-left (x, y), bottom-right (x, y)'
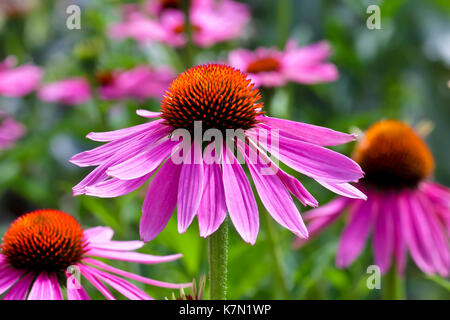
top-left (87, 248), bottom-right (183, 265)
top-left (0, 264), bottom-right (24, 295)
top-left (3, 273), bottom-right (34, 300)
top-left (66, 271), bottom-right (90, 300)
top-left (82, 265), bottom-right (152, 300)
top-left (140, 158), bottom-right (182, 242)
top-left (28, 272), bottom-right (63, 300)
top-left (391, 195), bottom-right (407, 275)
top-left (106, 138), bottom-right (177, 180)
top-left (87, 240), bottom-right (145, 252)
top-left (87, 122), bottom-right (158, 142)
top-left (241, 141), bottom-right (308, 238)
top-left (257, 116), bottom-right (356, 146)
top-left (84, 258), bottom-right (191, 289)
top-left (373, 192), bottom-right (393, 273)
top-left (83, 226), bottom-right (114, 242)
top-left (85, 174), bottom-right (151, 198)
top-left (316, 180), bottom-right (367, 200)
top-left (136, 109), bottom-right (162, 118)
top-left (197, 151), bottom-right (227, 238)
top-left (78, 264), bottom-right (115, 300)
top-left (222, 145), bottom-right (259, 244)
top-left (336, 197), bottom-right (374, 268)
top-left (177, 143), bottom-right (204, 233)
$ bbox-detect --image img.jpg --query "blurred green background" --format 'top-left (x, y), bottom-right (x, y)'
top-left (0, 0), bottom-right (449, 299)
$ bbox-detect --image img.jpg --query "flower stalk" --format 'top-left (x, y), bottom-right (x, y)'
top-left (208, 217), bottom-right (229, 300)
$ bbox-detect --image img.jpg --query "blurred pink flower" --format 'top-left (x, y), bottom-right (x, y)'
top-left (38, 77), bottom-right (91, 105)
top-left (109, 0), bottom-right (250, 48)
top-left (229, 40), bottom-right (339, 87)
top-left (0, 111), bottom-right (25, 151)
top-left (0, 56), bottom-right (42, 97)
top-left (294, 120), bottom-right (449, 277)
top-left (98, 66), bottom-right (174, 101)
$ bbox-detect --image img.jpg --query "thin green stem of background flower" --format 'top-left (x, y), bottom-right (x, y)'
top-left (383, 265), bottom-right (405, 300)
top-left (208, 217), bottom-right (229, 300)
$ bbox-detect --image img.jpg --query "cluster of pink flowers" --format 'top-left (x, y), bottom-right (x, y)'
top-left (0, 110), bottom-right (25, 151)
top-left (109, 0), bottom-right (250, 48)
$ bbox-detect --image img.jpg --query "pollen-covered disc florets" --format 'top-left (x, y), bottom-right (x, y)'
top-left (1, 209), bottom-right (87, 272)
top-left (353, 120), bottom-right (434, 188)
top-left (160, 64), bottom-right (264, 135)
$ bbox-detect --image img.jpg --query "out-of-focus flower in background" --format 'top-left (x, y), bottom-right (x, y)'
top-left (38, 77), bottom-right (92, 106)
top-left (0, 209), bottom-right (191, 300)
top-left (0, 0), bottom-right (37, 19)
top-left (0, 56), bottom-right (42, 97)
top-left (0, 110), bottom-right (25, 151)
top-left (295, 120), bottom-right (450, 277)
top-left (229, 40), bottom-right (339, 87)
top-left (97, 65), bottom-right (174, 101)
top-left (109, 0), bottom-right (250, 48)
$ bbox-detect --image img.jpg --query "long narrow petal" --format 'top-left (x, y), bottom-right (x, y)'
top-left (86, 121), bottom-right (158, 142)
top-left (336, 197), bottom-right (374, 268)
top-left (140, 158), bottom-right (182, 242)
top-left (222, 145), bottom-right (259, 244)
top-left (66, 270), bottom-right (90, 300)
top-left (85, 174), bottom-right (152, 198)
top-left (83, 226), bottom-right (114, 242)
top-left (136, 109), bottom-right (162, 118)
top-left (78, 264), bottom-right (115, 300)
top-left (391, 194), bottom-right (407, 274)
top-left (240, 141), bottom-right (308, 238)
top-left (248, 130), bottom-right (363, 183)
top-left (0, 264), bottom-right (25, 295)
top-left (177, 142), bottom-right (204, 233)
top-left (373, 192), bottom-right (393, 273)
top-left (2, 273), bottom-right (33, 300)
top-left (82, 265), bottom-right (152, 300)
top-left (28, 273), bottom-right (62, 300)
top-left (197, 150), bottom-right (227, 238)
top-left (256, 117), bottom-right (356, 146)
top-left (316, 180), bottom-right (367, 200)
top-left (84, 258), bottom-right (191, 289)
top-left (87, 249), bottom-right (183, 264)
top-left (107, 138), bottom-right (178, 180)
top-left (87, 240), bottom-right (145, 252)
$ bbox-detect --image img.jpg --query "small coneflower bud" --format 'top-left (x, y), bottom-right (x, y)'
top-left (353, 120), bottom-right (434, 188)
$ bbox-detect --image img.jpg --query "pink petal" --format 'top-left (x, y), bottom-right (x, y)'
top-left (336, 197), bottom-right (374, 268)
top-left (85, 174), bottom-right (151, 198)
top-left (3, 273), bottom-right (34, 300)
top-left (66, 271), bottom-right (90, 300)
top-left (392, 193), bottom-right (407, 274)
top-left (87, 240), bottom-right (145, 252)
top-left (83, 258), bottom-right (191, 289)
top-left (373, 192), bottom-right (393, 273)
top-left (316, 180), bottom-right (367, 200)
top-left (222, 145), bottom-right (259, 244)
top-left (87, 248), bottom-right (183, 265)
top-left (257, 116), bottom-right (356, 146)
top-left (197, 150), bottom-right (227, 238)
top-left (0, 264), bottom-right (25, 295)
top-left (140, 158), bottom-right (182, 242)
top-left (28, 273), bottom-right (63, 300)
top-left (86, 121), bottom-right (158, 142)
top-left (83, 226), bottom-right (114, 242)
top-left (79, 264), bottom-right (115, 300)
top-left (106, 138), bottom-right (178, 180)
top-left (240, 141), bottom-right (308, 238)
top-left (136, 109), bottom-right (162, 118)
top-left (177, 142), bottom-right (204, 233)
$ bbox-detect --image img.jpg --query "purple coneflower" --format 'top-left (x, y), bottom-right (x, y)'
top-left (0, 111), bottom-right (25, 151)
top-left (294, 120), bottom-right (450, 277)
top-left (38, 77), bottom-right (91, 105)
top-left (229, 40), bottom-right (338, 87)
top-left (71, 64), bottom-right (364, 245)
top-left (0, 209), bottom-right (190, 300)
top-left (0, 56), bottom-right (42, 97)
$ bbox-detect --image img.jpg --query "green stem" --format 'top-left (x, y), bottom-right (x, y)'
top-left (383, 265), bottom-right (405, 300)
top-left (263, 210), bottom-right (290, 299)
top-left (182, 0), bottom-right (194, 68)
top-left (277, 0), bottom-right (292, 49)
top-left (208, 218), bottom-right (228, 300)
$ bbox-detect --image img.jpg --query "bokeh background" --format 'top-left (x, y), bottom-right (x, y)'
top-left (0, 0), bottom-right (449, 299)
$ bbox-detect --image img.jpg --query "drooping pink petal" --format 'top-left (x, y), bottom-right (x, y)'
top-left (106, 138), bottom-right (178, 180)
top-left (87, 240), bottom-right (145, 252)
top-left (316, 180), bottom-right (367, 200)
top-left (240, 141), bottom-right (308, 238)
top-left (28, 272), bottom-right (63, 300)
top-left (221, 145), bottom-right (259, 244)
top-left (78, 264), bottom-right (115, 300)
top-left (177, 142), bottom-right (204, 233)
top-left (66, 270), bottom-right (90, 300)
top-left (3, 273), bottom-right (34, 300)
top-left (87, 248), bottom-right (183, 265)
top-left (248, 129), bottom-right (363, 183)
top-left (373, 192), bottom-right (393, 273)
top-left (336, 197), bottom-right (374, 268)
top-left (0, 263), bottom-right (25, 295)
top-left (86, 121), bottom-right (158, 142)
top-left (136, 109), bottom-right (162, 118)
top-left (85, 174), bottom-right (152, 198)
top-left (257, 117), bottom-right (356, 146)
top-left (391, 193), bottom-right (407, 274)
top-left (197, 149), bottom-right (227, 238)
top-left (140, 158), bottom-right (182, 242)
top-left (83, 258), bottom-right (191, 289)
